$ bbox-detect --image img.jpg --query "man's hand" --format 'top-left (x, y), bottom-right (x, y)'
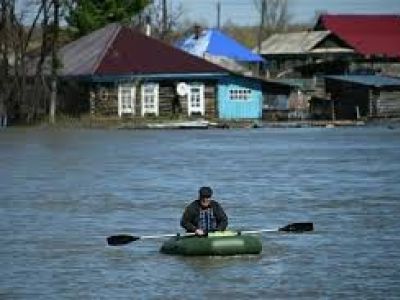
top-left (195, 229), bottom-right (205, 236)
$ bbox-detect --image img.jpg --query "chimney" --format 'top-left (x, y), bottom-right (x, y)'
top-left (193, 24), bottom-right (201, 39)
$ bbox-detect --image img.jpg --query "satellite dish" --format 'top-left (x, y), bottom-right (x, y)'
top-left (176, 82), bottom-right (188, 96)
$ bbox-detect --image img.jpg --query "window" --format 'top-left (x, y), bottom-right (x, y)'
top-left (141, 83), bottom-right (159, 116)
top-left (118, 83), bottom-right (135, 116)
top-left (229, 88), bottom-right (252, 101)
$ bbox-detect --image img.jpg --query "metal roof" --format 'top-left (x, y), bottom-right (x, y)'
top-left (59, 23), bottom-right (120, 76)
top-left (176, 28), bottom-right (264, 62)
top-left (258, 31), bottom-right (334, 55)
top-left (325, 75), bottom-right (400, 88)
top-left (315, 14), bottom-right (400, 58)
top-left (57, 23), bottom-right (228, 77)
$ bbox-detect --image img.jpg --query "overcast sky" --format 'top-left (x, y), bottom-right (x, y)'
top-left (173, 0), bottom-right (400, 26)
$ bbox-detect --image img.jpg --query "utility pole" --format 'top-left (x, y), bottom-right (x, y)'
top-left (216, 1), bottom-right (221, 29)
top-left (162, 0), bottom-right (167, 39)
top-left (256, 0), bottom-right (266, 55)
top-left (256, 0), bottom-right (266, 76)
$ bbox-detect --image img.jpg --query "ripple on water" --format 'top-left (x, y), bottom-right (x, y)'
top-left (0, 127), bottom-right (399, 299)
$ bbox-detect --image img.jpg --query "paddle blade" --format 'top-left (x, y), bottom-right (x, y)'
top-left (279, 222), bottom-right (313, 232)
top-left (107, 234), bottom-right (139, 246)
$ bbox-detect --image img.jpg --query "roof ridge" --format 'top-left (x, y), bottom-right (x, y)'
top-left (321, 13), bottom-right (400, 17)
top-left (91, 23), bottom-right (121, 74)
top-left (94, 25), bottom-right (231, 75)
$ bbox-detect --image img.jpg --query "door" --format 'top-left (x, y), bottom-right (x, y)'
top-left (118, 83), bottom-right (135, 116)
top-left (141, 83), bottom-right (159, 116)
top-left (187, 84), bottom-right (205, 116)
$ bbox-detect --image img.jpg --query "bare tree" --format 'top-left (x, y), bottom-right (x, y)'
top-left (254, 0), bottom-right (289, 32)
top-left (134, 0), bottom-right (183, 40)
top-left (1, 0), bottom-right (10, 79)
top-left (49, 0), bottom-right (59, 123)
top-left (0, 0), bottom-right (17, 125)
top-left (0, 0), bottom-right (60, 124)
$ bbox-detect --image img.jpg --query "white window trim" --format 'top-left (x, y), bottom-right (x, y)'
top-left (187, 83), bottom-right (205, 116)
top-left (118, 83), bottom-right (136, 117)
top-left (141, 83), bottom-right (159, 116)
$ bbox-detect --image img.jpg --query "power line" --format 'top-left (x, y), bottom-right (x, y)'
top-left (171, 0), bottom-right (400, 25)
top-left (172, 0), bottom-right (260, 26)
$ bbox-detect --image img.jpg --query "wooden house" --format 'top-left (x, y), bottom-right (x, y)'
top-left (316, 75), bottom-right (400, 119)
top-left (52, 23), bottom-right (263, 120)
top-left (314, 14), bottom-right (400, 75)
top-left (259, 14), bottom-right (400, 79)
top-left (257, 31), bottom-right (354, 78)
top-left (315, 14), bottom-right (400, 60)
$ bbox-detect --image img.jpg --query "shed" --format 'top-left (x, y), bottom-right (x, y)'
top-left (261, 79), bottom-right (310, 120)
top-left (324, 75), bottom-right (400, 119)
top-left (218, 75), bottom-right (263, 119)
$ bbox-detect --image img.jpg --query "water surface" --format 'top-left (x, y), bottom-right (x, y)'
top-left (0, 126), bottom-right (399, 299)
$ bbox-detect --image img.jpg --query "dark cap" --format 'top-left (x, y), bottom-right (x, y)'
top-left (199, 186), bottom-right (213, 198)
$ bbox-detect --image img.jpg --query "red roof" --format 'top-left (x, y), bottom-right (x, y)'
top-left (315, 14), bottom-right (400, 59)
top-left (96, 26), bottom-right (227, 75)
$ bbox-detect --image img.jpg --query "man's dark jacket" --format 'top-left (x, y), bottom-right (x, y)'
top-left (180, 200), bottom-right (228, 232)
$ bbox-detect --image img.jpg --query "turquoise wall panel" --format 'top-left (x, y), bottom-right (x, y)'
top-left (218, 77), bottom-right (262, 119)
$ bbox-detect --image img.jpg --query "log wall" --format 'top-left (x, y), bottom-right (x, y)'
top-left (90, 80), bottom-right (218, 118)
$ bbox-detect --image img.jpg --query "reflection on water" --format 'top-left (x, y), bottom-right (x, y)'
top-left (1, 126), bottom-right (400, 299)
top-left (177, 253), bottom-right (263, 270)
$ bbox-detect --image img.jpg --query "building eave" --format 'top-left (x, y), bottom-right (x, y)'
top-left (66, 72), bottom-right (231, 82)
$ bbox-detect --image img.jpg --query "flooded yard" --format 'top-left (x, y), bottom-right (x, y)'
top-left (0, 126), bottom-right (399, 299)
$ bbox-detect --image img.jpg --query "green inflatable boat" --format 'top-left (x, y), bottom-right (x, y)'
top-left (160, 231), bottom-right (262, 256)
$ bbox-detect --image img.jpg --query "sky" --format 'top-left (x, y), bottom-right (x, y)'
top-left (172, 0), bottom-right (400, 26)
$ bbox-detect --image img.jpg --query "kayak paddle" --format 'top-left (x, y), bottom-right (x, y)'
top-left (107, 232), bottom-right (196, 246)
top-left (242, 222), bottom-right (314, 234)
top-left (106, 222), bottom-right (313, 246)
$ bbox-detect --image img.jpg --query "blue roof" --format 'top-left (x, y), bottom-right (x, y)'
top-left (326, 75), bottom-right (400, 88)
top-left (176, 29), bottom-right (265, 63)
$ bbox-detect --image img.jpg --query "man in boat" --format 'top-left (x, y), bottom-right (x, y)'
top-left (181, 186), bottom-right (228, 236)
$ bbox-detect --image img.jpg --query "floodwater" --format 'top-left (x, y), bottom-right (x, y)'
top-left (0, 125), bottom-right (399, 299)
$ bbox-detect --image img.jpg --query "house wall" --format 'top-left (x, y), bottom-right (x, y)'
top-left (158, 84), bottom-right (176, 116)
top-left (261, 83), bottom-right (310, 120)
top-left (159, 81), bottom-right (217, 118)
top-left (204, 83), bottom-right (218, 118)
top-left (89, 80), bottom-right (218, 118)
top-left (263, 53), bottom-right (353, 78)
top-left (92, 83), bottom-right (119, 116)
top-left (218, 77), bottom-right (262, 119)
top-left (288, 91), bottom-right (310, 119)
top-left (326, 79), bottom-right (370, 119)
top-left (326, 79), bottom-right (400, 119)
top-left (375, 90), bottom-right (400, 117)
top-left (349, 61), bottom-right (400, 77)
top-left (309, 98), bottom-right (333, 120)
top-left (262, 94), bottom-right (289, 121)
